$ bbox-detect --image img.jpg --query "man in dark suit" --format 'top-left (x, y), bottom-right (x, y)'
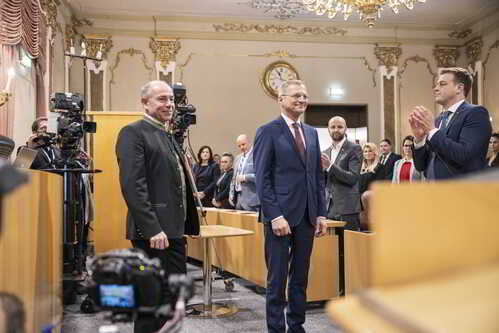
top-left (321, 116), bottom-right (362, 231)
top-left (379, 138), bottom-right (401, 180)
top-left (212, 152), bottom-right (234, 209)
top-left (409, 67), bottom-right (492, 180)
top-left (254, 80), bottom-right (327, 333)
top-left (116, 80), bottom-right (200, 333)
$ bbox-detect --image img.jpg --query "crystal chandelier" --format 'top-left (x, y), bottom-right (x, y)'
top-left (239, 0), bottom-right (307, 20)
top-left (302, 0), bottom-right (427, 28)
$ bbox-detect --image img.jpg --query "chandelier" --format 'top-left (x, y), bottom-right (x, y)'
top-left (302, 0), bottom-right (427, 28)
top-left (239, 0), bottom-right (306, 20)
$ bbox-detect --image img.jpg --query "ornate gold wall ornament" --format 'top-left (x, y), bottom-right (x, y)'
top-left (40, 0), bottom-right (62, 42)
top-left (65, 15), bottom-right (93, 51)
top-left (465, 37), bottom-right (483, 64)
top-left (0, 92), bottom-right (12, 108)
top-left (149, 38), bottom-right (181, 69)
top-left (448, 29), bottom-right (472, 40)
top-left (398, 55), bottom-right (436, 81)
top-left (82, 34), bottom-right (113, 59)
top-left (433, 46), bottom-right (460, 68)
top-left (212, 23), bottom-right (347, 36)
top-left (259, 50), bottom-right (295, 58)
top-left (374, 44), bottom-right (402, 72)
top-left (110, 48), bottom-right (153, 84)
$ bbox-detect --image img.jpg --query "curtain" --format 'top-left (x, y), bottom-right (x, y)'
top-left (0, 0), bottom-right (41, 59)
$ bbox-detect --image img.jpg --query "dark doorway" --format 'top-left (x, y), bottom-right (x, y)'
top-left (305, 104), bottom-right (368, 130)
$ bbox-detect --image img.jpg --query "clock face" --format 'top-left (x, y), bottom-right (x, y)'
top-left (262, 61), bottom-right (299, 99)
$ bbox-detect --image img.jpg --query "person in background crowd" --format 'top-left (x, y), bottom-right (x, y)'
top-left (213, 153), bottom-right (221, 165)
top-left (212, 152), bottom-right (234, 209)
top-left (409, 67), bottom-right (491, 180)
top-left (359, 142), bottom-right (385, 195)
top-left (18, 116), bottom-right (60, 169)
top-left (321, 116), bottom-right (362, 231)
top-left (229, 134), bottom-right (259, 211)
top-left (378, 138), bottom-right (401, 180)
top-left (193, 145), bottom-right (220, 207)
top-left (487, 132), bottom-right (499, 168)
top-left (392, 135), bottom-right (423, 183)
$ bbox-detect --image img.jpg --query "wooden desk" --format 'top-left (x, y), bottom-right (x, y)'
top-left (327, 264), bottom-right (499, 333)
top-left (325, 220), bottom-right (347, 296)
top-left (190, 225), bottom-right (254, 318)
top-left (0, 170), bottom-right (63, 333)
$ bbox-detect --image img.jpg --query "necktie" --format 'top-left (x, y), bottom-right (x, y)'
top-left (440, 110), bottom-right (452, 129)
top-left (292, 123), bottom-right (306, 162)
top-left (380, 155), bottom-right (386, 165)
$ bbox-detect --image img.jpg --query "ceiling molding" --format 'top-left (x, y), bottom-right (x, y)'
top-left (74, 13), bottom-right (461, 32)
top-left (78, 26), bottom-right (462, 46)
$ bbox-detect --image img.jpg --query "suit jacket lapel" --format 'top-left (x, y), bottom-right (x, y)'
top-left (445, 101), bottom-right (467, 135)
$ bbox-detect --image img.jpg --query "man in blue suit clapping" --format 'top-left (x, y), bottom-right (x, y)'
top-left (254, 80), bottom-right (327, 333)
top-left (409, 67), bottom-right (492, 180)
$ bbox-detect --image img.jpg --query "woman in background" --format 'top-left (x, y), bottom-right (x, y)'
top-left (193, 145), bottom-right (220, 207)
top-left (392, 135), bottom-right (423, 183)
top-left (487, 132), bottom-right (499, 168)
top-left (212, 153), bottom-right (234, 209)
top-left (359, 142), bottom-right (385, 195)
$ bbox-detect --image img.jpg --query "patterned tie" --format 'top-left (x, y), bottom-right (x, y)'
top-left (440, 110), bottom-right (452, 129)
top-left (292, 123), bottom-right (306, 162)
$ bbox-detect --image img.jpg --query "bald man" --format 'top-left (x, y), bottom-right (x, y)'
top-left (229, 134), bottom-right (260, 211)
top-left (321, 116), bottom-right (362, 231)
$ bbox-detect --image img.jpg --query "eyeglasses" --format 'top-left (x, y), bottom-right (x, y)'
top-left (281, 94), bottom-right (309, 100)
top-left (403, 144), bottom-right (412, 147)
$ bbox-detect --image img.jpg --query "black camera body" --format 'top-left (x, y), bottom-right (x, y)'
top-left (86, 248), bottom-right (194, 318)
top-left (49, 92), bottom-right (97, 165)
top-left (172, 83), bottom-right (196, 145)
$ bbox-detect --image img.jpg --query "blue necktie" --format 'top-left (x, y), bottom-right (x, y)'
top-left (440, 111), bottom-right (452, 129)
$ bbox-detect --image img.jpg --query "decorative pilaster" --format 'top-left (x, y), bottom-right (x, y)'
top-left (374, 44), bottom-right (401, 147)
top-left (465, 37), bottom-right (484, 105)
top-left (149, 37), bottom-right (181, 84)
top-left (432, 46), bottom-right (460, 68)
top-left (81, 34), bottom-right (113, 111)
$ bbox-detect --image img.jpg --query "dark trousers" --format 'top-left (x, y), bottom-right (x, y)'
top-left (264, 216), bottom-right (315, 333)
top-left (334, 213), bottom-right (360, 231)
top-left (131, 238), bottom-right (186, 333)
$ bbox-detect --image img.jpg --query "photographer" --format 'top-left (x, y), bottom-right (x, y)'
top-left (116, 80), bottom-right (200, 333)
top-left (18, 117), bottom-right (60, 169)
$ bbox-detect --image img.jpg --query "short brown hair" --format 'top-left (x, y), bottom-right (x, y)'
top-left (440, 67), bottom-right (473, 97)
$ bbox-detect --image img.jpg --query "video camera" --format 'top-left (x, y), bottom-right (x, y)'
top-left (49, 92), bottom-right (97, 166)
top-left (86, 248), bottom-right (194, 322)
top-left (172, 83), bottom-right (196, 145)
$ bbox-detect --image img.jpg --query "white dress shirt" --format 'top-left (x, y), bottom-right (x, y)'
top-left (281, 113), bottom-right (306, 149)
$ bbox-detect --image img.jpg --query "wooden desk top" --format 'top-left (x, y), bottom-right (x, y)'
top-left (198, 225), bottom-right (254, 239)
top-left (327, 264), bottom-right (499, 332)
top-left (325, 220), bottom-right (346, 228)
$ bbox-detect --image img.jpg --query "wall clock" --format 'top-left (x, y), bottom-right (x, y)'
top-left (261, 61), bottom-right (300, 99)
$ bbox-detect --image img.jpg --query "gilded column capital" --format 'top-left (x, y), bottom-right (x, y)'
top-left (374, 44), bottom-right (402, 71)
top-left (149, 37), bottom-right (181, 69)
top-left (465, 37), bottom-right (483, 64)
top-left (82, 34), bottom-right (113, 59)
top-left (433, 46), bottom-right (460, 68)
top-left (65, 16), bottom-right (93, 52)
